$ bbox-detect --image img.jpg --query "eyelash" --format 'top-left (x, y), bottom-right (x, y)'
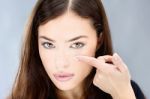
top-left (41, 42), bottom-right (55, 49)
top-left (70, 42), bottom-right (85, 49)
top-left (41, 42), bottom-right (85, 49)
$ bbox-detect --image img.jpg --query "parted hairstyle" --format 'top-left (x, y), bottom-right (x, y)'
top-left (9, 0), bottom-right (114, 99)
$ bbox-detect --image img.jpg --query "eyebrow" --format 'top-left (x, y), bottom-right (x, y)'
top-left (39, 35), bottom-right (88, 42)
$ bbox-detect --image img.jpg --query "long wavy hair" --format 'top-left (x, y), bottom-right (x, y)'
top-left (9, 0), bottom-right (113, 99)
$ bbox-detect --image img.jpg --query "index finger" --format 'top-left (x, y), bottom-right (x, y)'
top-left (75, 55), bottom-right (105, 69)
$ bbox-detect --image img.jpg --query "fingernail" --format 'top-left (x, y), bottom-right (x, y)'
top-left (113, 53), bottom-right (118, 61)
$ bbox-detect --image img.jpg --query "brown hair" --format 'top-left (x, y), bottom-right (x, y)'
top-left (9, 0), bottom-right (113, 99)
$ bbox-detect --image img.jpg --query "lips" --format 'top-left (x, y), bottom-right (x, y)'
top-left (53, 73), bottom-right (74, 82)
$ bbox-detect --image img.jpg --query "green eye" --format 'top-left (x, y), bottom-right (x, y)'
top-left (42, 42), bottom-right (55, 49)
top-left (70, 42), bottom-right (85, 49)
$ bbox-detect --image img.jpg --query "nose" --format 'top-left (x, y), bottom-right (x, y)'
top-left (55, 50), bottom-right (69, 70)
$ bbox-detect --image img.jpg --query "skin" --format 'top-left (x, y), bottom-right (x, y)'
top-left (38, 11), bottom-right (98, 99)
top-left (76, 54), bottom-right (136, 99)
top-left (38, 11), bottom-right (136, 99)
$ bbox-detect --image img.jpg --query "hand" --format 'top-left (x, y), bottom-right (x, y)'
top-left (76, 53), bottom-right (136, 99)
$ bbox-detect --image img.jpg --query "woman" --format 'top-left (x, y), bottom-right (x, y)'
top-left (8, 0), bottom-right (145, 99)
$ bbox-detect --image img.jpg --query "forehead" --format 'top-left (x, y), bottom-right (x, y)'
top-left (38, 11), bottom-right (96, 38)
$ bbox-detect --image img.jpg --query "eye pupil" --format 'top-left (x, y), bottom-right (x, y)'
top-left (76, 43), bottom-right (81, 47)
top-left (42, 42), bottom-right (54, 49)
top-left (71, 42), bottom-right (84, 49)
top-left (46, 43), bottom-right (50, 47)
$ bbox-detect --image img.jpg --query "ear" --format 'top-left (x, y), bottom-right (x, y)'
top-left (96, 33), bottom-right (103, 50)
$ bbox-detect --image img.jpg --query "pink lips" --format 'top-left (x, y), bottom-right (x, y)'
top-left (54, 73), bottom-right (74, 82)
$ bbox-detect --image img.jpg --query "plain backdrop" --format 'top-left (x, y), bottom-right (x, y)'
top-left (0, 0), bottom-right (150, 99)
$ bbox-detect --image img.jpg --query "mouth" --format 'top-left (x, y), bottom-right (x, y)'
top-left (53, 73), bottom-right (74, 82)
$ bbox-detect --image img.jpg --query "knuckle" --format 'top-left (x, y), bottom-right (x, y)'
top-left (97, 56), bottom-right (104, 61)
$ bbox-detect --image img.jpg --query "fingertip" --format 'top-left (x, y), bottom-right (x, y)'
top-left (75, 55), bottom-right (90, 62)
top-left (73, 56), bottom-right (80, 61)
top-left (113, 53), bottom-right (128, 72)
top-left (75, 55), bottom-right (102, 69)
top-left (75, 55), bottom-right (83, 61)
top-left (113, 53), bottom-right (118, 61)
top-left (112, 53), bottom-right (121, 68)
top-left (113, 53), bottom-right (122, 62)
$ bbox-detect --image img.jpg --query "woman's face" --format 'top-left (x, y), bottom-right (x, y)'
top-left (38, 12), bottom-right (98, 91)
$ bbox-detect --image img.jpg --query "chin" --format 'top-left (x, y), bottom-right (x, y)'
top-left (54, 81), bottom-right (78, 91)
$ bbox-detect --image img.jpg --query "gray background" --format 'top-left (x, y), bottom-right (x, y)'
top-left (0, 0), bottom-right (149, 99)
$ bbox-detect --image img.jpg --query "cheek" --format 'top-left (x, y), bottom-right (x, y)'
top-left (71, 57), bottom-right (93, 84)
top-left (71, 48), bottom-right (96, 75)
top-left (39, 49), bottom-right (55, 73)
top-left (75, 61), bottom-right (93, 73)
top-left (71, 42), bottom-right (97, 75)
